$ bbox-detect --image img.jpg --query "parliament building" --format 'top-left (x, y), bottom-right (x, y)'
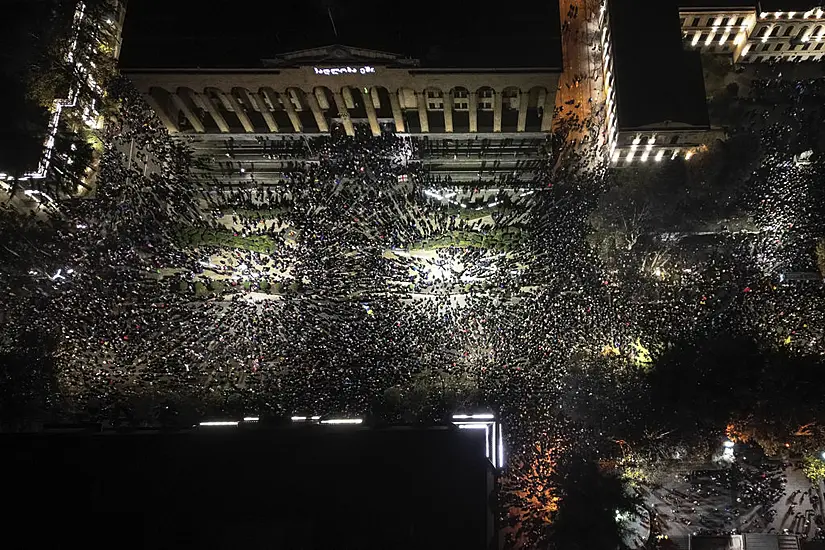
top-left (121, 2), bottom-right (563, 186)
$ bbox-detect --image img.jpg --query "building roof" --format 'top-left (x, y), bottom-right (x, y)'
top-left (609, 0), bottom-right (711, 130)
top-left (119, 0), bottom-right (562, 70)
top-left (677, 0), bottom-right (823, 11)
top-left (758, 0), bottom-right (824, 12)
top-left (2, 426), bottom-right (494, 549)
top-left (677, 0), bottom-right (758, 9)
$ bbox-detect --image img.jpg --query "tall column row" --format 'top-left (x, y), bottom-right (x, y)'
top-left (147, 85), bottom-right (553, 136)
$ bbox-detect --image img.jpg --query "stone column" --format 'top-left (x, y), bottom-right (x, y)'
top-left (443, 91), bottom-right (454, 133)
top-left (469, 91), bottom-right (478, 133)
top-left (493, 90), bottom-right (503, 133)
top-left (196, 91), bottom-right (230, 133)
top-left (246, 90), bottom-right (279, 133)
top-left (305, 91), bottom-right (329, 133)
top-left (225, 93), bottom-right (255, 133)
top-left (144, 93), bottom-right (179, 133)
top-left (415, 91), bottom-right (429, 133)
top-left (361, 88), bottom-right (381, 136)
top-left (332, 90), bottom-right (354, 136)
top-left (170, 93), bottom-right (205, 133)
top-left (517, 90), bottom-right (528, 132)
top-left (540, 90), bottom-right (554, 132)
top-left (389, 90), bottom-right (405, 132)
top-left (280, 90), bottom-right (304, 133)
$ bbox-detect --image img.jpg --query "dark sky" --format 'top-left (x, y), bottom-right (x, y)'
top-left (119, 0), bottom-right (562, 69)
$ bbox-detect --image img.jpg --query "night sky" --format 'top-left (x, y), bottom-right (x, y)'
top-left (119, 0), bottom-right (562, 69)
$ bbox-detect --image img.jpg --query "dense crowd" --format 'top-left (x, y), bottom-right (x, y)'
top-left (1, 54), bottom-right (825, 547)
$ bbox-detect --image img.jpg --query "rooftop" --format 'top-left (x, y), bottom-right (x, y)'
top-left (677, 0), bottom-right (824, 11)
top-left (3, 426), bottom-right (494, 549)
top-left (119, 0), bottom-right (562, 70)
top-left (758, 0), bottom-right (825, 11)
top-left (610, 0), bottom-right (711, 130)
top-left (677, 0), bottom-right (758, 10)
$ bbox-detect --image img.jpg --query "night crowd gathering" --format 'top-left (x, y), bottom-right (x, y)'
top-left (2, 61), bottom-right (825, 547)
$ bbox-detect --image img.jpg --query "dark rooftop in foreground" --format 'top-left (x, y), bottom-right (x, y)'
top-left (4, 426), bottom-right (495, 550)
top-left (610, 0), bottom-right (711, 130)
top-left (119, 0), bottom-right (562, 70)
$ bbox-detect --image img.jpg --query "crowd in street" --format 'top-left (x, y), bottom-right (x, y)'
top-left (1, 52), bottom-right (825, 545)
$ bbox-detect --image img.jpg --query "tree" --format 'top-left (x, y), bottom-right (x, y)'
top-left (803, 455), bottom-right (825, 483)
top-left (501, 441), bottom-right (561, 549)
top-left (545, 458), bottom-right (643, 550)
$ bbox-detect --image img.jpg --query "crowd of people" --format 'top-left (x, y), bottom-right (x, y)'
top-left (1, 44), bottom-right (825, 545)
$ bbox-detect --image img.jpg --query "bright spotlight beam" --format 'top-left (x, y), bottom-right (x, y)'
top-left (320, 418), bottom-right (363, 425)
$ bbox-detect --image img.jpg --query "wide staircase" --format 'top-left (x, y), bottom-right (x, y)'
top-left (743, 533), bottom-right (800, 550)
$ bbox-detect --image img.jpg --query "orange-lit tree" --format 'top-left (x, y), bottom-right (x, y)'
top-left (501, 441), bottom-right (561, 549)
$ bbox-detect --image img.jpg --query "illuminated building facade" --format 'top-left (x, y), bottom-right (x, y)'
top-left (124, 44), bottom-right (561, 185)
top-left (128, 46), bottom-right (559, 137)
top-left (118, 0), bottom-right (563, 186)
top-left (600, 0), bottom-right (724, 166)
top-left (679, 1), bottom-right (825, 62)
top-left (0, 0), bottom-right (127, 192)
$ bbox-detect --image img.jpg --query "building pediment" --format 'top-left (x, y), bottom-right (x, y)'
top-left (262, 44), bottom-right (419, 68)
